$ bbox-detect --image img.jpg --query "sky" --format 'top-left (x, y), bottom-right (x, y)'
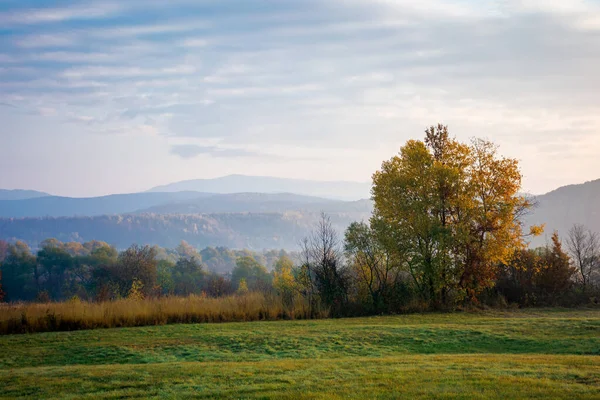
top-left (1, 0), bottom-right (599, 197)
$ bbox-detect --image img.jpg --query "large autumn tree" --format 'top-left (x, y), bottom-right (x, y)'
top-left (371, 124), bottom-right (539, 306)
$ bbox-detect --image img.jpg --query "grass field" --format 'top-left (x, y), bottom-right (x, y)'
top-left (0, 309), bottom-right (599, 399)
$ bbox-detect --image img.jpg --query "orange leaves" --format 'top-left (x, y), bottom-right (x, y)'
top-left (529, 225), bottom-right (545, 237)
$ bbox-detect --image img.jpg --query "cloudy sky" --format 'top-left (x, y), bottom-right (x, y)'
top-left (1, 0), bottom-right (599, 197)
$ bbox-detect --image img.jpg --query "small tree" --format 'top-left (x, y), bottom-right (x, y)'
top-left (156, 260), bottom-right (175, 296)
top-left (37, 244), bottom-right (74, 300)
top-left (205, 273), bottom-right (233, 297)
top-left (344, 221), bottom-right (402, 312)
top-left (128, 279), bottom-right (145, 300)
top-left (0, 240), bottom-right (8, 264)
top-left (301, 213), bottom-right (350, 316)
top-left (273, 255), bottom-right (296, 308)
top-left (1, 241), bottom-right (38, 302)
top-left (176, 241), bottom-right (201, 260)
top-left (231, 256), bottom-right (271, 292)
top-left (173, 256), bottom-right (204, 296)
top-left (236, 278), bottom-right (249, 295)
top-left (0, 270), bottom-right (5, 303)
top-left (0, 240), bottom-right (6, 302)
top-left (118, 245), bottom-right (158, 297)
top-left (536, 232), bottom-right (576, 296)
top-left (567, 224), bottom-right (599, 291)
top-left (93, 245), bottom-right (158, 299)
top-left (496, 248), bottom-right (542, 305)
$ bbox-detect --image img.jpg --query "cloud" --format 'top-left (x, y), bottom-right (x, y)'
top-left (61, 65), bottom-right (197, 79)
top-left (170, 144), bottom-right (272, 159)
top-left (30, 51), bottom-right (115, 63)
top-left (179, 38), bottom-right (209, 48)
top-left (0, 3), bottom-right (123, 25)
top-left (2, 0), bottom-right (600, 195)
top-left (91, 20), bottom-right (210, 38)
top-left (14, 33), bottom-right (79, 48)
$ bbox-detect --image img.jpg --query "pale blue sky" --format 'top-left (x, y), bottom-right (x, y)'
top-left (1, 0), bottom-right (599, 196)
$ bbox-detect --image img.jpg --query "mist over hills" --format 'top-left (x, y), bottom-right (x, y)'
top-left (525, 178), bottom-right (600, 247)
top-left (0, 189), bottom-right (50, 201)
top-left (138, 193), bottom-right (372, 215)
top-left (0, 191), bottom-right (369, 219)
top-left (0, 176), bottom-right (599, 251)
top-left (148, 174), bottom-right (371, 201)
top-left (0, 212), bottom-right (362, 251)
top-left (0, 192), bottom-right (211, 218)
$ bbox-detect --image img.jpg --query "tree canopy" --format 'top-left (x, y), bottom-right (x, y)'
top-left (371, 124), bottom-right (540, 305)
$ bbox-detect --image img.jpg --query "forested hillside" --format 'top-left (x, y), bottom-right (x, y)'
top-left (0, 212), bottom-right (367, 251)
top-left (1, 178), bottom-right (600, 251)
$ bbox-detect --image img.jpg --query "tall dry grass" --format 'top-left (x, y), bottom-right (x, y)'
top-left (0, 293), bottom-right (327, 335)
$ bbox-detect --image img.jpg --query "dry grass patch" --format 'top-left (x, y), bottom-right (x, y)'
top-left (0, 293), bottom-right (322, 334)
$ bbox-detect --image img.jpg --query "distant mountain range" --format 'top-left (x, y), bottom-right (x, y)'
top-left (0, 191), bottom-right (370, 218)
top-left (148, 174), bottom-right (371, 200)
top-left (0, 176), bottom-right (599, 251)
top-left (0, 192), bottom-right (212, 218)
top-left (0, 189), bottom-right (50, 201)
top-left (139, 193), bottom-right (372, 215)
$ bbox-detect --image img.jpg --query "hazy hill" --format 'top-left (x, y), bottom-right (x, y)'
top-left (137, 193), bottom-right (372, 215)
top-left (0, 192), bottom-right (211, 218)
top-left (526, 179), bottom-right (600, 247)
top-left (148, 174), bottom-right (371, 201)
top-left (0, 191), bottom-right (371, 219)
top-left (0, 189), bottom-right (50, 201)
top-left (0, 192), bottom-right (372, 250)
top-left (1, 179), bottom-right (599, 251)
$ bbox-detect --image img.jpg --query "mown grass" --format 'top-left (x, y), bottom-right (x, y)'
top-left (0, 309), bottom-right (599, 398)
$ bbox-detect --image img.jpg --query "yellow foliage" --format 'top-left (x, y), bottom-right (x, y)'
top-left (128, 279), bottom-right (145, 300)
top-left (529, 224), bottom-right (545, 237)
top-left (273, 266), bottom-right (294, 292)
top-left (371, 124), bottom-right (534, 302)
top-left (237, 278), bottom-right (249, 295)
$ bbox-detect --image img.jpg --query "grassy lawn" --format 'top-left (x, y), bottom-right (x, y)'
top-left (0, 309), bottom-right (599, 399)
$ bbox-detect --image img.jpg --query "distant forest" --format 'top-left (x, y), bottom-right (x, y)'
top-left (0, 212), bottom-right (362, 251)
top-left (0, 238), bottom-right (291, 303)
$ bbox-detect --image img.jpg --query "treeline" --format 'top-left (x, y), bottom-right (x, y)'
top-left (1, 213), bottom-right (598, 326)
top-left (0, 239), bottom-right (291, 303)
top-left (2, 125), bottom-right (600, 327)
top-left (280, 125), bottom-right (600, 315)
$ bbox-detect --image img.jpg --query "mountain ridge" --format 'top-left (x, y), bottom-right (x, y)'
top-left (525, 178), bottom-right (600, 247)
top-left (0, 192), bottom-right (212, 218)
top-left (1, 177), bottom-right (599, 251)
top-left (0, 189), bottom-right (50, 201)
top-left (147, 174), bottom-right (371, 201)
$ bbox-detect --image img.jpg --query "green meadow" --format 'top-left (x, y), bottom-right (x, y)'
top-left (1, 309), bottom-right (599, 399)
